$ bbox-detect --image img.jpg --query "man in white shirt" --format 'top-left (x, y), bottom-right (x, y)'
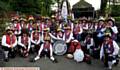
top-left (63, 26), bottom-right (73, 53)
top-left (30, 28), bottom-right (41, 54)
top-left (100, 35), bottom-right (120, 70)
top-left (31, 28), bottom-right (57, 63)
top-left (18, 30), bottom-right (31, 57)
top-left (1, 27), bottom-right (17, 62)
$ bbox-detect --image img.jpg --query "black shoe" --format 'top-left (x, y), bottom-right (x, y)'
top-left (4, 58), bottom-right (9, 62)
top-left (114, 60), bottom-right (119, 66)
top-left (52, 59), bottom-right (58, 63)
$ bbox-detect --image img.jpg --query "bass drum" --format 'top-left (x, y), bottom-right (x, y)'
top-left (53, 40), bottom-right (67, 55)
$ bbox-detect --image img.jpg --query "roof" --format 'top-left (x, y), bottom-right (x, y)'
top-left (72, 0), bottom-right (93, 9)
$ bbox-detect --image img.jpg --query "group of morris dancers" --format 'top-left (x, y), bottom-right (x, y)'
top-left (1, 15), bottom-right (120, 70)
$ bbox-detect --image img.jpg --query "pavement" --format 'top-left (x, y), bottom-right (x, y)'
top-left (1, 55), bottom-right (120, 70)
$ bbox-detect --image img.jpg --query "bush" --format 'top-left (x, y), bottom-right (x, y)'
top-left (114, 17), bottom-right (120, 26)
top-left (111, 5), bottom-right (120, 16)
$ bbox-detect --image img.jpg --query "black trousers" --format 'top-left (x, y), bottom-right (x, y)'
top-left (2, 46), bottom-right (16, 58)
top-left (104, 53), bottom-right (113, 67)
top-left (40, 50), bottom-right (50, 58)
top-left (31, 43), bottom-right (41, 53)
top-left (17, 45), bottom-right (28, 56)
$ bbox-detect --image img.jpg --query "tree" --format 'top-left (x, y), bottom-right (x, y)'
top-left (0, 0), bottom-right (13, 37)
top-left (10, 0), bottom-right (57, 16)
top-left (37, 0), bottom-right (56, 16)
top-left (100, 0), bottom-right (108, 16)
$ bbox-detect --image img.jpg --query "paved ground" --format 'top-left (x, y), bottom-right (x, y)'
top-left (0, 55), bottom-right (120, 70)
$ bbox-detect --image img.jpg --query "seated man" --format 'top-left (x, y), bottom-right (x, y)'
top-left (83, 34), bottom-right (94, 55)
top-left (31, 28), bottom-right (57, 63)
top-left (18, 30), bottom-right (31, 57)
top-left (30, 28), bottom-right (41, 54)
top-left (1, 27), bottom-right (17, 62)
top-left (67, 39), bottom-right (84, 63)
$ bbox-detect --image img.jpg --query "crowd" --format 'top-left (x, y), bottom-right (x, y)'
top-left (1, 15), bottom-right (120, 70)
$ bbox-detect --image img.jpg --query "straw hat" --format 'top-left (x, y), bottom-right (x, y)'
top-left (28, 16), bottom-right (34, 21)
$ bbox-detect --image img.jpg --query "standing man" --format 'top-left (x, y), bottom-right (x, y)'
top-left (100, 35), bottom-right (120, 70)
top-left (63, 26), bottom-right (73, 53)
top-left (27, 15), bottom-right (34, 35)
top-left (73, 21), bottom-right (83, 41)
top-left (11, 16), bottom-right (21, 37)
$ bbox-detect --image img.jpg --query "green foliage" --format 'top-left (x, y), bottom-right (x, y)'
top-left (111, 5), bottom-right (120, 16)
top-left (100, 0), bottom-right (108, 16)
top-left (0, 0), bottom-right (57, 16)
top-left (0, 0), bottom-right (11, 11)
top-left (0, 0), bottom-right (57, 37)
top-left (114, 17), bottom-right (120, 23)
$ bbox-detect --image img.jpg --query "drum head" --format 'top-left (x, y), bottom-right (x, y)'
top-left (53, 40), bottom-right (67, 55)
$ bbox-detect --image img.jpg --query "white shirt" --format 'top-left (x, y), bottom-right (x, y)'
top-left (63, 32), bottom-right (73, 43)
top-left (30, 31), bottom-right (41, 45)
top-left (18, 36), bottom-right (31, 51)
top-left (2, 35), bottom-right (17, 48)
top-left (100, 40), bottom-right (120, 59)
top-left (84, 38), bottom-right (94, 49)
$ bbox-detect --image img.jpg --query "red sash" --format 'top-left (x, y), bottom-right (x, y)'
top-left (6, 35), bottom-right (16, 45)
top-left (65, 31), bottom-right (70, 41)
top-left (32, 32), bottom-right (40, 41)
top-left (21, 36), bottom-right (28, 45)
top-left (44, 24), bottom-right (48, 29)
top-left (28, 24), bottom-right (33, 30)
top-left (39, 24), bottom-right (43, 32)
top-left (73, 25), bottom-right (80, 34)
top-left (22, 23), bottom-right (27, 29)
top-left (14, 23), bottom-right (20, 31)
top-left (44, 42), bottom-right (50, 50)
top-left (103, 40), bottom-right (114, 54)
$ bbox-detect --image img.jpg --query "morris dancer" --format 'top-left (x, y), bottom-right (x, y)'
top-left (73, 21), bottom-right (83, 41)
top-left (32, 28), bottom-right (57, 63)
top-left (67, 17), bottom-right (74, 32)
top-left (81, 17), bottom-right (88, 41)
top-left (83, 33), bottom-right (94, 55)
top-left (66, 39), bottom-right (84, 62)
top-left (12, 16), bottom-right (21, 37)
top-left (96, 17), bottom-right (105, 47)
top-left (63, 26), bottom-right (73, 53)
top-left (20, 17), bottom-right (27, 30)
top-left (1, 27), bottom-right (17, 62)
top-left (56, 28), bottom-right (64, 40)
top-left (30, 28), bottom-right (41, 54)
top-left (18, 30), bottom-right (31, 57)
top-left (103, 18), bottom-right (118, 40)
top-left (27, 16), bottom-right (34, 35)
top-left (82, 17), bottom-right (88, 31)
top-left (36, 17), bottom-right (42, 33)
top-left (100, 35), bottom-right (120, 70)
